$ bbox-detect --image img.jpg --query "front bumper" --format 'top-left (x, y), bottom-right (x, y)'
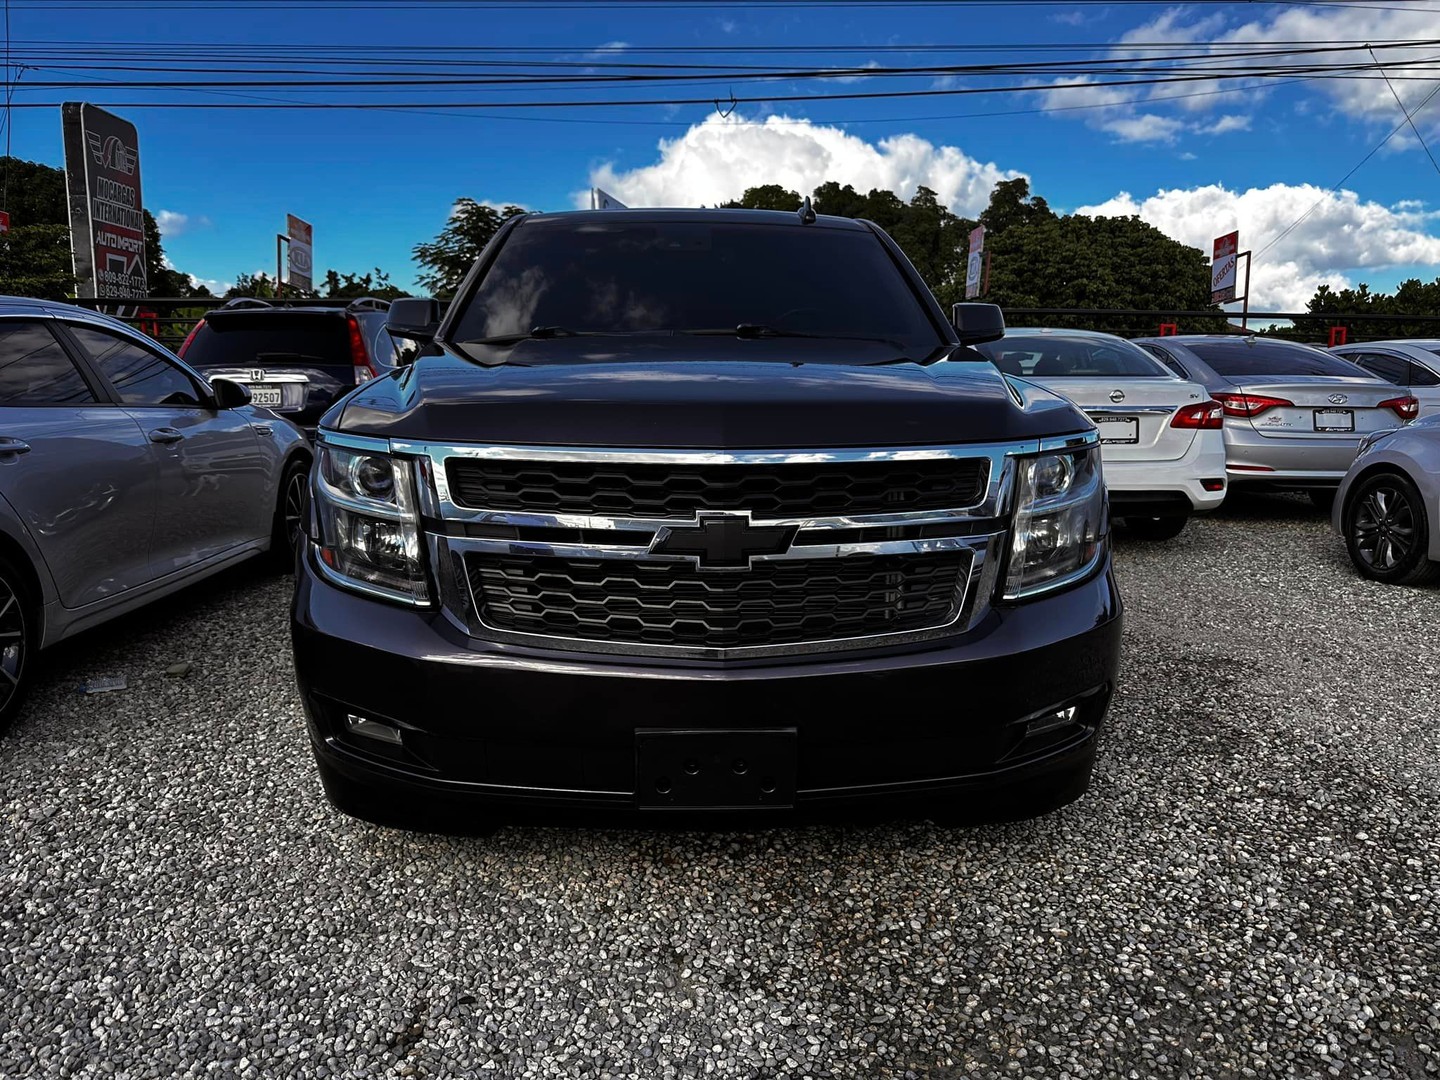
top-left (292, 547), bottom-right (1123, 823)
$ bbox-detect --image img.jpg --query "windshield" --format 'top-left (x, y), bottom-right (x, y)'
top-left (449, 218), bottom-right (943, 355)
top-left (1186, 339), bottom-right (1370, 378)
top-left (976, 332), bottom-right (1170, 378)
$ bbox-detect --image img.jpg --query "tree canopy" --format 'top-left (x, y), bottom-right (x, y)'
top-left (1294, 279), bottom-right (1440, 341)
top-left (413, 197), bottom-right (526, 297)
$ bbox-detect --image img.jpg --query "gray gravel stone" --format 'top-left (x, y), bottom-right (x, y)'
top-left (1, 492), bottom-right (1438, 1077)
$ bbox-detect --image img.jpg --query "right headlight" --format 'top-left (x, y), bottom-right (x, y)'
top-left (312, 440), bottom-right (431, 606)
top-left (1002, 442), bottom-right (1107, 601)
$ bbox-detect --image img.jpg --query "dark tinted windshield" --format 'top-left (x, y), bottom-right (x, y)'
top-left (976, 333), bottom-right (1169, 378)
top-left (1186, 338), bottom-right (1370, 378)
top-left (184, 316), bottom-right (351, 368)
top-left (452, 218), bottom-right (942, 353)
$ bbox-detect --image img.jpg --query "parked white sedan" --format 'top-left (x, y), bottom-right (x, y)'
top-left (1329, 339), bottom-right (1440, 420)
top-left (977, 328), bottom-right (1226, 540)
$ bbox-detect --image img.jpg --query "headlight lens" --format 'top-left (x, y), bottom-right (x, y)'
top-left (1003, 444), bottom-right (1106, 601)
top-left (313, 443), bottom-right (430, 604)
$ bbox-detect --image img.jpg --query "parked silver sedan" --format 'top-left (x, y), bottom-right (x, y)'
top-left (0, 297), bottom-right (311, 733)
top-left (1135, 335), bottom-right (1418, 507)
top-left (1332, 414), bottom-right (1440, 585)
top-left (1329, 339), bottom-right (1440, 420)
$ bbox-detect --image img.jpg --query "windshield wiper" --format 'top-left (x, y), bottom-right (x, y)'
top-left (458, 325), bottom-right (589, 347)
top-left (684, 324), bottom-right (908, 350)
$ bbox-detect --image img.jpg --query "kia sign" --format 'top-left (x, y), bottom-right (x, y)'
top-left (286, 215), bottom-right (314, 292)
top-left (1211, 231), bottom-right (1239, 304)
top-left (61, 103), bottom-right (147, 300)
top-left (965, 225), bottom-right (986, 300)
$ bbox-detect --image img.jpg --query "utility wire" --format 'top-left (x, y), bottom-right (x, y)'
top-left (1367, 44), bottom-right (1440, 182)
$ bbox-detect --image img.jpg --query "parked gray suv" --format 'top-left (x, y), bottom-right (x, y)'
top-left (0, 297), bottom-right (311, 732)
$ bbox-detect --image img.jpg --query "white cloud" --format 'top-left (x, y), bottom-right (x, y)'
top-left (826, 60), bottom-right (881, 85)
top-left (582, 113), bottom-right (1019, 215)
top-left (154, 209), bottom-right (210, 237)
top-left (187, 274), bottom-right (231, 296)
top-left (1076, 183), bottom-right (1440, 309)
top-left (582, 41), bottom-right (628, 60)
top-left (1201, 114), bottom-right (1252, 136)
top-left (1103, 113), bottom-right (1187, 144)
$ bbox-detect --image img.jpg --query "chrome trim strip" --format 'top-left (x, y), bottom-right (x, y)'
top-left (390, 441), bottom-right (1022, 465)
top-left (317, 429), bottom-right (391, 454)
top-left (1039, 430), bottom-right (1101, 453)
top-left (446, 533), bottom-right (982, 563)
top-left (1084, 406), bottom-right (1176, 416)
top-left (436, 505), bottom-right (1001, 532)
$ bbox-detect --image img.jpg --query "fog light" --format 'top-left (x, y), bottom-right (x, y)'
top-left (1026, 705), bottom-right (1078, 738)
top-left (346, 713), bottom-right (403, 745)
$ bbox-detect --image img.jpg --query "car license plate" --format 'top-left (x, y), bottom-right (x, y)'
top-left (1095, 416), bottom-right (1140, 444)
top-left (1313, 408), bottom-right (1354, 433)
top-left (248, 385), bottom-right (283, 408)
top-left (636, 729), bottom-right (797, 809)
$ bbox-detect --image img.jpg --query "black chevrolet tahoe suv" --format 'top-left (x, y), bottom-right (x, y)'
top-left (291, 207), bottom-right (1122, 829)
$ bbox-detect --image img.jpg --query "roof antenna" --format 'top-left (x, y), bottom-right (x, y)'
top-left (797, 196), bottom-right (816, 225)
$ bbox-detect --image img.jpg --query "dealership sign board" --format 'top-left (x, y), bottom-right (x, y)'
top-left (1211, 231), bottom-right (1239, 303)
top-left (965, 225), bottom-right (986, 300)
top-left (61, 102), bottom-right (147, 300)
top-left (286, 215), bottom-right (314, 292)
top-left (0, 211), bottom-right (9, 234)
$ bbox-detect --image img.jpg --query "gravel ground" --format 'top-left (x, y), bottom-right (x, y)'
top-left (2, 492), bottom-right (1439, 1079)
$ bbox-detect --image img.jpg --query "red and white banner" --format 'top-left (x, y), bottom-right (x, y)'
top-left (1211, 231), bottom-right (1239, 303)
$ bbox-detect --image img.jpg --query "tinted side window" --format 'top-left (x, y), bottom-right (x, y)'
top-left (1351, 352), bottom-right (1408, 385)
top-left (1185, 339), bottom-right (1368, 378)
top-left (67, 325), bottom-right (205, 407)
top-left (1139, 343), bottom-right (1190, 379)
top-left (0, 321), bottom-right (98, 405)
top-left (1410, 361), bottom-right (1440, 388)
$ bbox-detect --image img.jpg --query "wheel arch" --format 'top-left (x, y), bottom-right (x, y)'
top-left (0, 526), bottom-right (48, 641)
top-left (1342, 460), bottom-right (1440, 563)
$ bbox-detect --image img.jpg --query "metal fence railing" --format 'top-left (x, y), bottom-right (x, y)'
top-left (61, 298), bottom-right (1440, 352)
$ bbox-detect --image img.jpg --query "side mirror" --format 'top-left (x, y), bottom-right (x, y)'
top-left (210, 377), bottom-right (252, 409)
top-left (951, 302), bottom-right (1005, 346)
top-left (386, 298), bottom-right (443, 358)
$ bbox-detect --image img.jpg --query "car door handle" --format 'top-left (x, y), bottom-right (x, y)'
top-left (148, 427), bottom-right (185, 445)
top-left (0, 438), bottom-right (32, 457)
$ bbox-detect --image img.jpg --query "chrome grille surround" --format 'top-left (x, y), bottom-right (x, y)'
top-left (389, 437), bottom-right (1095, 660)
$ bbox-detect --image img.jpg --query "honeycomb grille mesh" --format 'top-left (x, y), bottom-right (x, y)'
top-left (445, 458), bottom-right (988, 518)
top-left (466, 551), bottom-right (968, 650)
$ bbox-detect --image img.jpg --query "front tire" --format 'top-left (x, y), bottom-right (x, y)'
top-left (1123, 514), bottom-right (1189, 541)
top-left (268, 457), bottom-right (310, 572)
top-left (1344, 471), bottom-right (1440, 585)
top-left (0, 556), bottom-right (37, 737)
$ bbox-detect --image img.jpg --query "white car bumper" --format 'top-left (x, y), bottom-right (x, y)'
top-left (1101, 434), bottom-right (1228, 514)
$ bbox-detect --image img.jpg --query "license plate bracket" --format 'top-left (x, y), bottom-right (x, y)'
top-left (636, 728), bottom-right (797, 809)
top-left (1313, 408), bottom-right (1354, 433)
top-left (1095, 415), bottom-right (1140, 444)
top-left (248, 384), bottom-right (284, 408)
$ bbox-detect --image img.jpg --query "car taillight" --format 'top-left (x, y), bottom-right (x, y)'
top-left (1379, 395), bottom-right (1419, 421)
top-left (1170, 400), bottom-right (1224, 429)
top-left (177, 319), bottom-right (203, 357)
top-left (347, 314), bottom-right (378, 383)
top-left (1211, 392), bottom-right (1293, 418)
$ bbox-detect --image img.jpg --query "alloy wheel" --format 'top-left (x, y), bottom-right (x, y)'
top-left (283, 470), bottom-right (308, 549)
top-left (0, 575), bottom-right (27, 713)
top-left (1352, 483), bottom-right (1416, 571)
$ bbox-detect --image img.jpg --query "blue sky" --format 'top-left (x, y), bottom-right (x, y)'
top-left (6, 0), bottom-right (1440, 308)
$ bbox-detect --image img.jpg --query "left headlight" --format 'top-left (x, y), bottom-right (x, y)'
top-left (1002, 442), bottom-right (1107, 601)
top-left (312, 442), bottom-right (431, 605)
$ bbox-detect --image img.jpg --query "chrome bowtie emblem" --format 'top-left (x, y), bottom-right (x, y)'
top-left (1109, 389), bottom-right (1126, 404)
top-left (1328, 393), bottom-right (1348, 405)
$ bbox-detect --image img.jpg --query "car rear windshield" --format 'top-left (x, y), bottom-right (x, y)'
top-left (975, 333), bottom-right (1169, 378)
top-left (1185, 338), bottom-right (1369, 378)
top-left (183, 315), bottom-right (351, 368)
top-left (451, 218), bottom-right (943, 353)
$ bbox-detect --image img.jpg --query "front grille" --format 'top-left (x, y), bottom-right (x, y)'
top-left (466, 551), bottom-right (969, 650)
top-left (446, 458), bottom-right (988, 518)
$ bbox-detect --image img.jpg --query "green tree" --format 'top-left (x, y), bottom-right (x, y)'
top-left (984, 213), bottom-right (1224, 332)
top-left (322, 268), bottom-right (408, 301)
top-left (0, 224), bottom-right (75, 298)
top-left (978, 177), bottom-right (1054, 237)
top-left (413, 198), bottom-right (526, 297)
top-left (225, 272), bottom-right (279, 300)
top-left (1292, 278), bottom-right (1440, 341)
top-left (720, 184), bottom-right (803, 211)
top-left (0, 156), bottom-right (68, 227)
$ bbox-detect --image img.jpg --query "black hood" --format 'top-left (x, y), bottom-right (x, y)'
top-left (330, 338), bottom-right (1091, 449)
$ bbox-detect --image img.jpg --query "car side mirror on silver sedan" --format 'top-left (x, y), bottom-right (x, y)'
top-left (210, 377), bottom-right (253, 409)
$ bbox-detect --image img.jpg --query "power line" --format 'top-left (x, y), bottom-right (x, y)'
top-left (1368, 43), bottom-right (1440, 182)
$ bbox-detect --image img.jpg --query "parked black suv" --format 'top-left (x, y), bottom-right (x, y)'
top-left (291, 208), bottom-right (1122, 829)
top-left (179, 297), bottom-right (398, 436)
